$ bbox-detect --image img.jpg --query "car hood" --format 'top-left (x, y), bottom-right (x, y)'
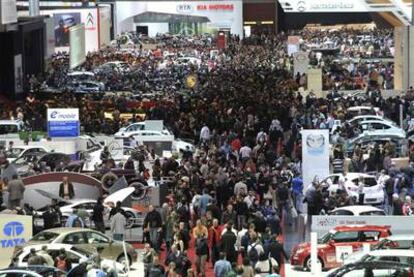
top-left (104, 187), bottom-right (135, 205)
top-left (294, 242), bottom-right (330, 252)
top-left (34, 189), bottom-right (69, 204)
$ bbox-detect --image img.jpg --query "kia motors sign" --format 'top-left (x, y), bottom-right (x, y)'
top-left (47, 108), bottom-right (80, 137)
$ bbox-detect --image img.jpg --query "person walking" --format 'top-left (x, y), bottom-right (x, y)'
top-left (92, 197), bottom-right (105, 233)
top-left (143, 205), bottom-right (163, 251)
top-left (220, 223), bottom-right (237, 264)
top-left (214, 252), bottom-right (232, 277)
top-left (7, 174), bottom-right (25, 209)
top-left (111, 204), bottom-right (126, 241)
top-left (195, 233), bottom-right (209, 276)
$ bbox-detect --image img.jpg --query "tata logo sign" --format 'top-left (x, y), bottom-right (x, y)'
top-left (50, 111), bottom-right (77, 120)
top-left (176, 4), bottom-right (193, 14)
top-left (2, 221), bottom-right (26, 248)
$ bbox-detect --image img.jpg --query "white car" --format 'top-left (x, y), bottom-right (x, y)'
top-left (347, 106), bottom-right (382, 118)
top-left (6, 146), bottom-right (49, 162)
top-left (172, 138), bottom-right (196, 153)
top-left (0, 120), bottom-right (24, 135)
top-left (14, 243), bottom-right (127, 276)
top-left (358, 120), bottom-right (406, 139)
top-left (348, 115), bottom-right (396, 126)
top-left (322, 173), bottom-right (385, 205)
top-left (0, 267), bottom-right (64, 277)
top-left (114, 121), bottom-right (171, 138)
top-left (358, 249), bottom-right (414, 265)
top-left (97, 61), bottom-right (130, 73)
top-left (345, 234), bottom-right (414, 264)
top-left (36, 187), bottom-right (142, 228)
top-left (329, 205), bottom-right (386, 216)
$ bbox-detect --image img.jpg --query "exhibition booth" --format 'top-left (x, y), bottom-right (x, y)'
top-left (115, 1), bottom-right (243, 37)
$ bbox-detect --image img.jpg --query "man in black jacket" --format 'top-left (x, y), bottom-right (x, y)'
top-left (266, 235), bottom-right (289, 266)
top-left (143, 205), bottom-right (163, 251)
top-left (220, 223), bottom-right (237, 263)
top-left (92, 197), bottom-right (105, 233)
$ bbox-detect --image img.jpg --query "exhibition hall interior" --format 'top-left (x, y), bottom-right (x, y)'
top-left (2, 0), bottom-right (414, 276)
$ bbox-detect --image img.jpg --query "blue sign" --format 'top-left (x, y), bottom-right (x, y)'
top-left (2, 221), bottom-right (26, 248)
top-left (3, 221), bottom-right (24, 237)
top-left (47, 108), bottom-right (80, 138)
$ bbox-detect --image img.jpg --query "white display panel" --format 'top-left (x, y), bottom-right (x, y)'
top-left (69, 24), bottom-right (86, 69)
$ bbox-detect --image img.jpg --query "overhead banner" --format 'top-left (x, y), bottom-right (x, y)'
top-left (312, 215), bottom-right (414, 238)
top-left (0, 215), bottom-right (32, 268)
top-left (301, 129), bottom-right (329, 190)
top-left (47, 108), bottom-right (80, 137)
top-left (281, 0), bottom-right (370, 13)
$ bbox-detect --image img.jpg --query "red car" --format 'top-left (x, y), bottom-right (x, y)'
top-left (290, 225), bottom-right (391, 270)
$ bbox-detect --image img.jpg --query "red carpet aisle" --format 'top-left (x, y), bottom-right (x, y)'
top-left (133, 230), bottom-right (286, 277)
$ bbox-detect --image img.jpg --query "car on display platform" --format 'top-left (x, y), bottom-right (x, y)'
top-left (321, 173), bottom-right (385, 205)
top-left (13, 243), bottom-right (127, 276)
top-left (0, 266), bottom-right (65, 277)
top-left (12, 152), bottom-right (71, 177)
top-left (331, 115), bottom-right (396, 134)
top-left (326, 261), bottom-right (414, 277)
top-left (20, 228), bottom-right (137, 265)
top-left (358, 120), bottom-right (406, 139)
top-left (67, 80), bottom-right (105, 94)
top-left (96, 61), bottom-right (131, 73)
top-left (6, 146), bottom-right (48, 162)
top-left (0, 120), bottom-right (25, 135)
top-left (114, 121), bottom-right (171, 138)
top-left (346, 134), bottom-right (408, 157)
top-left (344, 234), bottom-right (414, 264)
top-left (346, 106), bottom-right (382, 119)
top-left (35, 187), bottom-right (142, 228)
top-left (349, 249), bottom-right (414, 266)
top-left (329, 205), bottom-right (386, 216)
top-left (290, 225), bottom-right (391, 271)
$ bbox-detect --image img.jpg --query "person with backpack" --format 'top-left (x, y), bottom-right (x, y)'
top-left (195, 233), bottom-right (209, 276)
top-left (247, 235), bottom-right (264, 266)
top-left (65, 209), bottom-right (84, 228)
top-left (54, 248), bottom-right (72, 272)
top-left (254, 253), bottom-right (278, 277)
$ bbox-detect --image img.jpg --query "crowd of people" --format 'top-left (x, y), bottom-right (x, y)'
top-left (1, 27), bottom-right (414, 277)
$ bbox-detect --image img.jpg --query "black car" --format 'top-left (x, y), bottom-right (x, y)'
top-left (12, 152), bottom-right (71, 176)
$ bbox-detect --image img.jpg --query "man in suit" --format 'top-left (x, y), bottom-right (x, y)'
top-left (220, 222), bottom-right (237, 263)
top-left (59, 176), bottom-right (74, 200)
top-left (7, 175), bottom-right (25, 209)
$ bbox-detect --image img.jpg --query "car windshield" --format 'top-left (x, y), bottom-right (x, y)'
top-left (319, 232), bottom-right (333, 244)
top-left (31, 231), bottom-right (59, 242)
top-left (6, 148), bottom-right (25, 158)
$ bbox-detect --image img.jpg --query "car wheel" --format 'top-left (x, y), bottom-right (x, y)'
top-left (117, 254), bottom-right (132, 267)
top-left (304, 256), bottom-right (323, 271)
